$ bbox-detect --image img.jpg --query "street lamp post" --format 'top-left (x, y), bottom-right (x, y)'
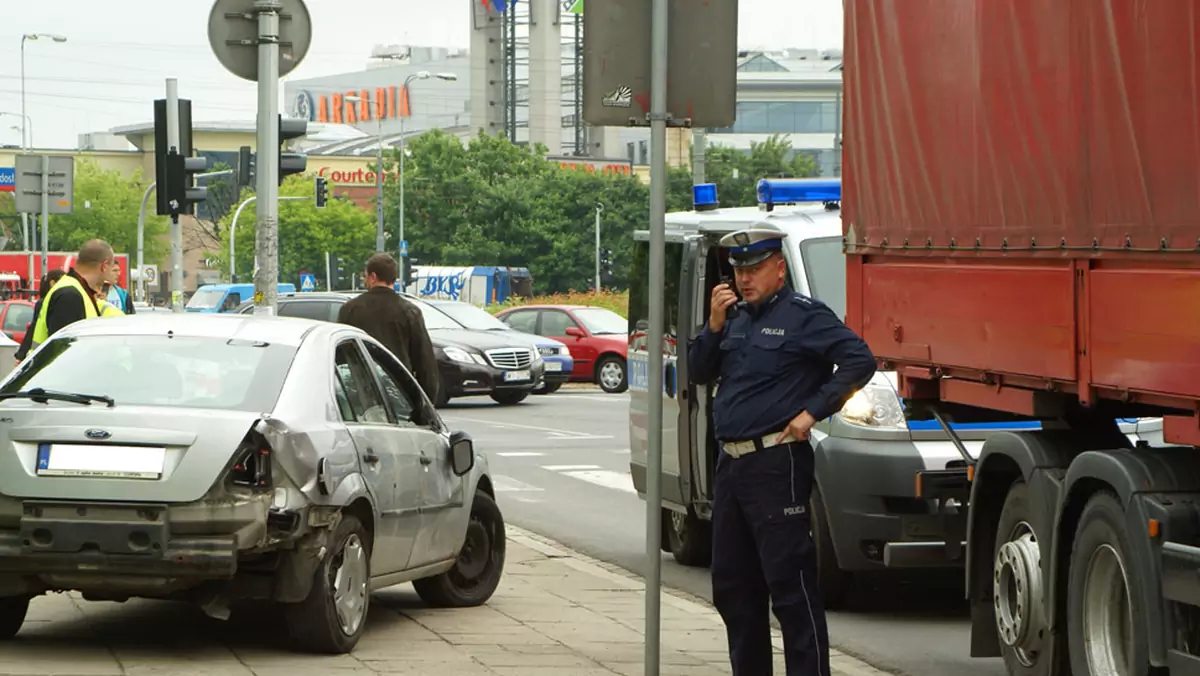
top-left (20, 33), bottom-right (67, 150)
top-left (398, 71), bottom-right (456, 269)
top-left (18, 33), bottom-right (65, 261)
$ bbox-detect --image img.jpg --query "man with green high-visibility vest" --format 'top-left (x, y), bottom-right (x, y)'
top-left (30, 239), bottom-right (115, 349)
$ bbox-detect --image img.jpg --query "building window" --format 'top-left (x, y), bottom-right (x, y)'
top-left (709, 101), bottom-right (840, 135)
top-left (638, 140), bottom-right (648, 164)
top-left (737, 55), bottom-right (788, 72)
top-left (627, 142), bottom-right (636, 162)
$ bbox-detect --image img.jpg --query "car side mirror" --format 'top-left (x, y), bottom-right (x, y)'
top-left (565, 326), bottom-right (584, 338)
top-left (449, 430), bottom-right (475, 476)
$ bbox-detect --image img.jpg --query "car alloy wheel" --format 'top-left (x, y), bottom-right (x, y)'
top-left (331, 533), bottom-right (369, 636)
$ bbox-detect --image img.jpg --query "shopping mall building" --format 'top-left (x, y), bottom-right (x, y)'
top-left (0, 13), bottom-right (842, 295)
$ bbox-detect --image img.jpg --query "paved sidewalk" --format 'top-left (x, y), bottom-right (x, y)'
top-left (0, 526), bottom-right (892, 675)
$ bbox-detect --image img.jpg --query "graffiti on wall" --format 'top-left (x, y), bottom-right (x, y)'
top-left (418, 269), bottom-right (470, 301)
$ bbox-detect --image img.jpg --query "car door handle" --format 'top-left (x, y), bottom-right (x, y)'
top-left (419, 453), bottom-right (432, 466)
top-left (363, 450), bottom-right (380, 464)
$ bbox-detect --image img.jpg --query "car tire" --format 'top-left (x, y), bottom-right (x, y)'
top-left (0, 595), bottom-right (29, 640)
top-left (596, 355), bottom-right (628, 394)
top-left (433, 379), bottom-right (451, 408)
top-left (535, 382), bottom-right (562, 395)
top-left (491, 391), bottom-right (529, 406)
top-left (810, 483), bottom-right (851, 610)
top-left (666, 507), bottom-right (712, 567)
top-left (283, 514), bottom-right (372, 654)
top-left (413, 490), bottom-right (506, 608)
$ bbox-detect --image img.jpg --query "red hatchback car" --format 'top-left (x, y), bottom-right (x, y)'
top-left (0, 300), bottom-right (34, 345)
top-left (495, 304), bottom-right (629, 393)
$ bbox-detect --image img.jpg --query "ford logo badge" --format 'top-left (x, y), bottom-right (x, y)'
top-left (84, 429), bottom-right (111, 440)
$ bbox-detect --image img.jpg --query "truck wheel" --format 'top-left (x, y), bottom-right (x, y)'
top-left (413, 491), bottom-right (506, 607)
top-left (0, 595), bottom-right (29, 640)
top-left (1066, 491), bottom-right (1149, 676)
top-left (811, 483), bottom-right (850, 610)
top-left (284, 514), bottom-right (371, 654)
top-left (667, 507), bottom-right (712, 567)
top-left (992, 479), bottom-right (1055, 676)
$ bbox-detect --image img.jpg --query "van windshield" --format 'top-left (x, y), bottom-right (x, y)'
top-left (798, 237), bottom-right (846, 320)
top-left (186, 288), bottom-right (226, 310)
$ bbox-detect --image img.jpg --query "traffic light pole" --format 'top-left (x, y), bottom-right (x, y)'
top-left (253, 0), bottom-right (281, 315)
top-left (166, 78), bottom-right (184, 313)
top-left (594, 202), bottom-right (603, 293)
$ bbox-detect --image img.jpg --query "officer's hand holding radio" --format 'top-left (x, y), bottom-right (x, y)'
top-left (709, 282), bottom-right (739, 332)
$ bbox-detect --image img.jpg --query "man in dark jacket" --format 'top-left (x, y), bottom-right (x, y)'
top-left (14, 269), bottom-right (65, 365)
top-left (337, 253), bottom-right (439, 402)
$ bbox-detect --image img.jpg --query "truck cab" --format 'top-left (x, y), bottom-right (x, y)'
top-left (626, 179), bottom-right (1163, 606)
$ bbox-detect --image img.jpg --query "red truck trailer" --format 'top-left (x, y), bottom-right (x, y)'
top-left (0, 252), bottom-right (129, 298)
top-left (843, 2), bottom-right (1200, 675)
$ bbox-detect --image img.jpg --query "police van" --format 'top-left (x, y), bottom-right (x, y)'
top-left (625, 178), bottom-right (1164, 607)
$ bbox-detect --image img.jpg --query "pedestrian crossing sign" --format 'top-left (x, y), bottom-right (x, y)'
top-left (399, 240), bottom-right (409, 256)
top-left (300, 273), bottom-right (316, 292)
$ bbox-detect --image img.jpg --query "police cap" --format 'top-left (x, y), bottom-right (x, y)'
top-left (719, 224), bottom-right (788, 268)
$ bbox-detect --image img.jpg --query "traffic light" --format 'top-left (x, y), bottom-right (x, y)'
top-left (314, 176), bottom-right (328, 208)
top-left (278, 116), bottom-right (308, 185)
top-left (154, 98), bottom-right (209, 216)
top-left (328, 253), bottom-right (346, 290)
top-left (404, 258), bottom-right (418, 288)
top-left (237, 145), bottom-right (255, 191)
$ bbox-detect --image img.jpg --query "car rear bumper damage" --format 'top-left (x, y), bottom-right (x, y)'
top-left (0, 493), bottom-right (332, 603)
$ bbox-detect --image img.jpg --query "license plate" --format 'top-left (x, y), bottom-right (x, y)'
top-left (544, 362), bottom-right (562, 372)
top-left (503, 369), bottom-right (531, 382)
top-left (36, 444), bottom-right (166, 480)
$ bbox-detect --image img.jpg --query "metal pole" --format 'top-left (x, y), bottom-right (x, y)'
top-left (325, 251), bottom-right (331, 291)
top-left (375, 117), bottom-right (384, 252)
top-left (693, 129), bottom-right (707, 184)
top-left (20, 38), bottom-right (27, 151)
top-left (833, 90), bottom-right (843, 177)
top-left (166, 78), bottom-right (183, 313)
top-left (399, 114), bottom-right (406, 259)
top-left (594, 203), bottom-right (603, 293)
top-left (137, 182), bottom-right (155, 303)
top-left (253, 0), bottom-right (281, 316)
top-left (229, 196), bottom-right (258, 285)
top-left (644, 0), bottom-right (669, 672)
top-left (39, 155), bottom-right (48, 278)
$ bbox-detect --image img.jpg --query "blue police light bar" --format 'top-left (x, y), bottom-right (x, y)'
top-left (756, 178), bottom-right (841, 211)
top-left (693, 183), bottom-right (718, 212)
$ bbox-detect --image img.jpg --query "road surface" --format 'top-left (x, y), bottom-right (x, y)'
top-left (442, 389), bottom-right (1007, 676)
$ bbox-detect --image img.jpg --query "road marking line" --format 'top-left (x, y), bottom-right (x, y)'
top-left (541, 464), bottom-right (602, 471)
top-left (546, 433), bottom-right (615, 440)
top-left (611, 448), bottom-right (631, 454)
top-left (491, 475), bottom-right (544, 492)
top-left (447, 416), bottom-right (603, 438)
top-left (497, 452), bottom-right (546, 457)
top-left (561, 469), bottom-right (638, 494)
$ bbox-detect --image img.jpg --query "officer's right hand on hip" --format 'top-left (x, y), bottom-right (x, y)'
top-left (709, 283), bottom-right (738, 332)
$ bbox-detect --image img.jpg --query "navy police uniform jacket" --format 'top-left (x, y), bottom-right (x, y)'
top-left (688, 289), bottom-right (877, 442)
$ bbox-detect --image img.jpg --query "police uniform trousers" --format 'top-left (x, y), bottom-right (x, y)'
top-left (711, 438), bottom-right (830, 676)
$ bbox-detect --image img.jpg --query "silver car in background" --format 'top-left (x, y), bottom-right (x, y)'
top-left (0, 313), bottom-right (505, 653)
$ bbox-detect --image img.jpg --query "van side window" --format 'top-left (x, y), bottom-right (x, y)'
top-left (628, 240), bottom-right (683, 355)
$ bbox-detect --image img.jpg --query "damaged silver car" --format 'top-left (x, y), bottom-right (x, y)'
top-left (0, 313), bottom-right (505, 653)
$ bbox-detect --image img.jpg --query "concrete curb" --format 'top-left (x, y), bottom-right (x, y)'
top-left (506, 525), bottom-right (894, 676)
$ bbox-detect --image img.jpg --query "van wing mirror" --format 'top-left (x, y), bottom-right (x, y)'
top-left (449, 430), bottom-right (475, 476)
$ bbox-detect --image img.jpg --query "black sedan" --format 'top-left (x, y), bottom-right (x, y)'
top-left (237, 292), bottom-right (544, 406)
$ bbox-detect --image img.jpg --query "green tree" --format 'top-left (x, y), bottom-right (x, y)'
top-left (43, 159), bottom-right (167, 260)
top-left (216, 174), bottom-right (375, 287)
top-left (670, 134), bottom-right (822, 208)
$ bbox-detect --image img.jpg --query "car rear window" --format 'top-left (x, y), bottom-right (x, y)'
top-left (4, 335), bottom-right (297, 412)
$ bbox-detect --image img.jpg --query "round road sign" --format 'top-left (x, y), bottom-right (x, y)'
top-left (142, 266), bottom-right (157, 285)
top-left (208, 0), bottom-right (312, 82)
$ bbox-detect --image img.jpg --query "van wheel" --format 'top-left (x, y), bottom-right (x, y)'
top-left (414, 491), bottom-right (506, 607)
top-left (284, 514), bottom-right (371, 654)
top-left (1066, 491), bottom-right (1148, 676)
top-left (596, 356), bottom-right (628, 394)
top-left (811, 483), bottom-right (850, 609)
top-left (0, 595), bottom-right (29, 640)
top-left (667, 507), bottom-right (712, 567)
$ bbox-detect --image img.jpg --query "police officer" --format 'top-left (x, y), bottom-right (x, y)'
top-left (688, 224), bottom-right (876, 676)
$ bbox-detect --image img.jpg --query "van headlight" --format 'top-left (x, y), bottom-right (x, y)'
top-left (839, 380), bottom-right (907, 429)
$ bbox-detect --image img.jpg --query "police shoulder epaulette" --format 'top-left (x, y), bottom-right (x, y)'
top-left (790, 293), bottom-right (815, 306)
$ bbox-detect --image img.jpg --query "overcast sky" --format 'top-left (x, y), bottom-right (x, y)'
top-left (3, 0), bottom-right (844, 150)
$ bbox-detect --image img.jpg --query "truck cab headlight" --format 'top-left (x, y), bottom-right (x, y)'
top-left (839, 376), bottom-right (907, 429)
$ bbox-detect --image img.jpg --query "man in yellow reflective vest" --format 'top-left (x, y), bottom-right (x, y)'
top-left (30, 239), bottom-right (114, 348)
